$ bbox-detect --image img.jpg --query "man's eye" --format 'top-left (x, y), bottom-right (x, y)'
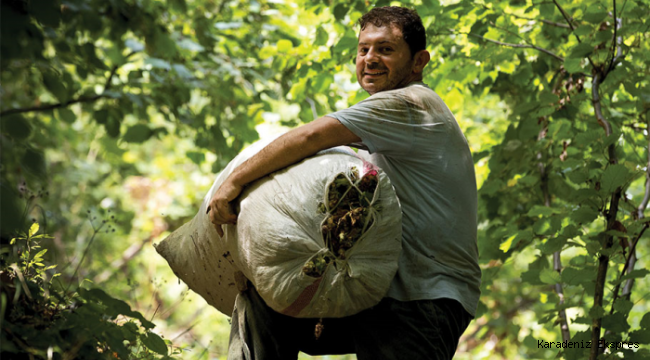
top-left (359, 48), bottom-right (368, 53)
top-left (382, 47), bottom-right (393, 52)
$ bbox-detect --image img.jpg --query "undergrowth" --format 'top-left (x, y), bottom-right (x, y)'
top-left (0, 222), bottom-right (181, 359)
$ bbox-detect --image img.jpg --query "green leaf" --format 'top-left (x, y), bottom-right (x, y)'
top-left (570, 206), bottom-right (599, 224)
top-left (527, 205), bottom-right (559, 217)
top-left (499, 234), bottom-right (515, 253)
top-left (561, 266), bottom-right (593, 286)
top-left (641, 312), bottom-right (650, 329)
top-left (57, 108), bottom-right (76, 124)
top-left (539, 236), bottom-right (567, 254)
top-left (600, 164), bottom-right (630, 194)
top-left (567, 43), bottom-right (594, 60)
top-left (315, 27), bottom-right (328, 46)
top-left (629, 329), bottom-right (650, 345)
top-left (168, 0), bottom-right (187, 12)
top-left (42, 71), bottom-right (68, 103)
top-left (574, 25), bottom-right (593, 37)
top-left (564, 57), bottom-right (583, 73)
top-left (589, 305), bottom-right (606, 319)
top-left (186, 151), bottom-right (205, 165)
top-left (539, 268), bottom-right (561, 284)
top-left (312, 73), bottom-right (333, 93)
top-left (276, 39), bottom-right (293, 52)
top-left (521, 269), bottom-right (544, 285)
top-left (620, 269), bottom-right (650, 283)
top-left (122, 124), bottom-right (153, 143)
top-left (120, 322), bottom-right (139, 342)
top-left (259, 45), bottom-right (275, 59)
top-left (584, 4), bottom-right (608, 24)
top-left (105, 116), bottom-right (121, 138)
top-left (141, 332), bottom-right (168, 355)
top-left (571, 188), bottom-right (599, 203)
top-left (81, 288), bottom-right (156, 329)
top-left (613, 299), bottom-right (633, 315)
top-left (333, 4), bottom-right (349, 20)
top-left (2, 115), bottom-right (33, 141)
top-left (34, 249), bottom-right (47, 258)
top-left (602, 312), bottom-right (630, 333)
top-left (22, 148), bottom-right (47, 177)
top-left (567, 169), bottom-right (588, 184)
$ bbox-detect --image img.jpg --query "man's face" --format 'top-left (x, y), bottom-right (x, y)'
top-left (356, 23), bottom-right (417, 95)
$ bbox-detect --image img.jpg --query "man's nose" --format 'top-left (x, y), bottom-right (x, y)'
top-left (365, 47), bottom-right (379, 63)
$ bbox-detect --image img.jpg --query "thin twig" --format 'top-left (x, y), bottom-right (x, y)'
top-left (63, 215), bottom-right (106, 295)
top-left (609, 222), bottom-right (648, 314)
top-left (620, 111), bottom-right (650, 301)
top-left (589, 71), bottom-right (622, 360)
top-left (93, 238), bottom-right (148, 283)
top-left (0, 51), bottom-right (138, 117)
top-left (538, 79), bottom-right (571, 342)
top-left (489, 21), bottom-right (525, 41)
top-left (551, 0), bottom-right (578, 34)
top-left (508, 12), bottom-right (571, 28)
top-left (551, 0), bottom-right (598, 70)
top-left (459, 32), bottom-right (565, 61)
top-left (592, 74), bottom-right (613, 140)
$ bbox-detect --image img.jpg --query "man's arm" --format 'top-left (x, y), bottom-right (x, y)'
top-left (207, 116), bottom-right (361, 236)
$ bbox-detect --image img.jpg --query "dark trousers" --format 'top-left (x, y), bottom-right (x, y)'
top-left (228, 286), bottom-right (472, 360)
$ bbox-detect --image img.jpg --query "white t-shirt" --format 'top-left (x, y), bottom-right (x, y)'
top-left (327, 82), bottom-right (481, 316)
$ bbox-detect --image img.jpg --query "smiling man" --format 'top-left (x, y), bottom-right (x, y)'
top-left (208, 6), bottom-right (481, 360)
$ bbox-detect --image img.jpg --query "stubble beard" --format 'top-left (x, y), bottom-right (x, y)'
top-left (360, 61), bottom-right (414, 95)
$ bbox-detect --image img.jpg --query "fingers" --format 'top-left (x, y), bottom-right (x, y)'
top-left (208, 199), bottom-right (237, 236)
top-left (207, 180), bottom-right (243, 236)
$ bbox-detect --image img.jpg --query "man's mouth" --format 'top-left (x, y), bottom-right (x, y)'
top-left (364, 71), bottom-right (387, 76)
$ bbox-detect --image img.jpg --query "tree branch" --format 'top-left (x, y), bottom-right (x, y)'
top-left (551, 0), bottom-right (579, 37)
top-left (553, 252), bottom-right (571, 341)
top-left (508, 12), bottom-right (571, 28)
top-left (93, 238), bottom-right (148, 283)
top-left (592, 74), bottom-right (614, 140)
top-left (609, 222), bottom-right (648, 314)
top-left (460, 32), bottom-right (565, 61)
top-left (0, 51), bottom-right (138, 117)
top-left (538, 94), bottom-right (571, 342)
top-left (551, 0), bottom-right (598, 70)
top-left (607, 4), bottom-right (624, 74)
top-left (618, 112), bottom-right (650, 302)
top-left (589, 72), bottom-right (621, 360)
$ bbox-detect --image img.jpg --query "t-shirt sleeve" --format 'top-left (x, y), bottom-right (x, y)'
top-left (326, 92), bottom-right (415, 156)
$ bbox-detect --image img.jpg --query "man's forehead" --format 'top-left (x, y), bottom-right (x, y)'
top-left (358, 24), bottom-right (404, 43)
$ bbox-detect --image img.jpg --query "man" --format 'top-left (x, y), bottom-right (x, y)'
top-left (208, 6), bottom-right (481, 360)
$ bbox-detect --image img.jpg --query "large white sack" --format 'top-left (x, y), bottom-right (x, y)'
top-left (155, 138), bottom-right (402, 318)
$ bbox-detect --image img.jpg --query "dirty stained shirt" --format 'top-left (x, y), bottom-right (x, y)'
top-left (326, 82), bottom-right (481, 317)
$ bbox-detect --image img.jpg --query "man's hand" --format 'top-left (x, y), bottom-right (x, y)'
top-left (207, 179), bottom-right (243, 237)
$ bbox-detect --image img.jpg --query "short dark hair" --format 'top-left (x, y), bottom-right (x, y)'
top-left (358, 6), bottom-right (426, 58)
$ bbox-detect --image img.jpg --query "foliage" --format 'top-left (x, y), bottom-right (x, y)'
top-left (1, 0), bottom-right (650, 359)
top-left (1, 223), bottom-right (179, 359)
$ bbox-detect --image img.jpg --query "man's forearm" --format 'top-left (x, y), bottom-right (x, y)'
top-left (208, 116), bottom-right (360, 232)
top-left (226, 116), bottom-right (360, 188)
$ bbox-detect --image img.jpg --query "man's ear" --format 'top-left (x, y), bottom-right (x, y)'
top-left (412, 50), bottom-right (431, 74)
